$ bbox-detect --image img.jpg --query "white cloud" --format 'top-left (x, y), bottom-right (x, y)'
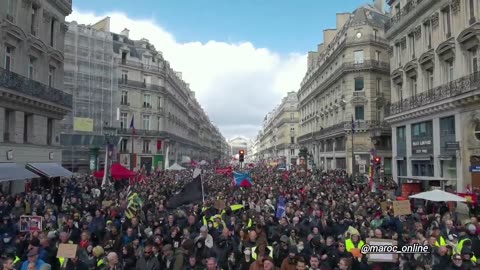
top-left (68, 9), bottom-right (307, 139)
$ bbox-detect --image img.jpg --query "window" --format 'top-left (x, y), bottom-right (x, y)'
top-left (121, 51), bottom-right (127, 64)
top-left (47, 118), bottom-right (53, 145)
top-left (376, 78), bottom-right (381, 95)
top-left (143, 94), bottom-right (151, 108)
top-left (48, 66), bottom-right (55, 87)
top-left (397, 126), bottom-right (406, 140)
top-left (4, 46), bottom-right (13, 71)
top-left (290, 137), bottom-right (295, 144)
top-left (412, 121), bottom-right (433, 137)
top-left (120, 139), bottom-right (128, 152)
top-left (475, 123), bottom-right (480, 140)
top-left (4, 110), bottom-right (12, 141)
top-left (157, 96), bottom-right (162, 109)
top-left (354, 77), bottom-right (364, 91)
top-left (354, 50), bottom-right (364, 64)
top-left (121, 91), bottom-right (128, 105)
top-left (470, 0), bottom-right (476, 21)
top-left (354, 106), bottom-right (364, 120)
top-left (471, 49), bottom-right (478, 73)
top-left (440, 116), bottom-right (455, 135)
top-left (410, 78), bottom-right (417, 96)
top-left (375, 51), bottom-right (380, 62)
top-left (395, 4), bottom-right (401, 14)
top-left (6, 0), bottom-right (16, 20)
top-left (424, 23), bottom-right (432, 48)
top-left (50, 18), bottom-right (56, 47)
top-left (23, 114), bottom-right (32, 143)
top-left (144, 75), bottom-right (151, 85)
top-left (142, 140), bottom-right (150, 153)
top-left (412, 160), bottom-right (434, 177)
top-left (158, 116), bottom-right (164, 131)
top-left (28, 57), bottom-right (35, 79)
top-left (120, 112), bottom-right (128, 129)
top-left (121, 71), bottom-right (128, 83)
top-left (427, 70), bottom-right (434, 89)
top-left (290, 113), bottom-right (294, 120)
top-left (409, 35), bottom-right (415, 58)
top-left (290, 149), bottom-right (295, 155)
top-left (373, 29), bottom-right (378, 41)
top-left (143, 115), bottom-right (151, 130)
top-left (446, 61), bottom-right (454, 82)
top-left (30, 6), bottom-right (38, 35)
top-left (443, 7), bottom-right (452, 37)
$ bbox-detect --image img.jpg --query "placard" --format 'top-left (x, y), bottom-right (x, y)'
top-left (19, 216), bottom-right (43, 232)
top-left (366, 238), bottom-right (398, 262)
top-left (57, 244), bottom-right (78, 259)
top-left (380, 201), bottom-right (389, 212)
top-left (392, 200), bottom-right (411, 216)
top-left (214, 200), bottom-right (226, 210)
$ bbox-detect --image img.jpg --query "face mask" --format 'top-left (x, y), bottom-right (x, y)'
top-left (3, 237), bottom-right (11, 243)
top-left (244, 250), bottom-right (251, 256)
top-left (208, 224), bottom-right (213, 228)
top-left (297, 245), bottom-right (304, 251)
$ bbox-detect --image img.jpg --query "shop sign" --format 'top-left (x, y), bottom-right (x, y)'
top-left (411, 138), bottom-right (433, 155)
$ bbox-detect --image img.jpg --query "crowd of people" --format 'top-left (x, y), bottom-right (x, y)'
top-left (0, 163), bottom-right (479, 270)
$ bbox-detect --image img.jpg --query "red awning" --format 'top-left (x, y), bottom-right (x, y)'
top-left (93, 162), bottom-right (136, 180)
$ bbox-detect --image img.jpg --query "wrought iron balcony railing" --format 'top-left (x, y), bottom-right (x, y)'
top-left (0, 67), bottom-right (72, 108)
top-left (119, 79), bottom-right (165, 92)
top-left (390, 71), bottom-right (480, 115)
top-left (116, 59), bottom-right (165, 73)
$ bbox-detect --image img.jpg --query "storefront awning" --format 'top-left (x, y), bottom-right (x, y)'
top-left (26, 163), bottom-right (73, 178)
top-left (0, 163), bottom-right (40, 182)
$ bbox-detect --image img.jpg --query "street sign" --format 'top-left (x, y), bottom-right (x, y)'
top-left (359, 164), bottom-right (366, 173)
top-left (355, 155), bottom-right (360, 161)
top-left (358, 160), bottom-right (366, 165)
top-left (470, 165), bottom-right (480, 173)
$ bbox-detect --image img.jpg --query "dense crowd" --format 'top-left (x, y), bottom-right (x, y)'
top-left (0, 164), bottom-right (479, 270)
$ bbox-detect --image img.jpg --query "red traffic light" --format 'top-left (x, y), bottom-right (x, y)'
top-left (374, 157), bottom-right (381, 163)
top-left (239, 150), bottom-right (245, 155)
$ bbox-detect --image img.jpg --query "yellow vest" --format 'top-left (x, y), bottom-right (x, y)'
top-left (58, 257), bottom-right (66, 268)
top-left (345, 238), bottom-right (365, 252)
top-left (97, 258), bottom-right (105, 267)
top-left (435, 236), bottom-right (446, 247)
top-left (13, 256), bottom-right (20, 265)
top-left (456, 238), bottom-right (471, 253)
top-left (252, 246), bottom-right (273, 260)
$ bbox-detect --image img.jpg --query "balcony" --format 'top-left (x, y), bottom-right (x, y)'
top-left (0, 67), bottom-right (72, 108)
top-left (120, 101), bottom-right (130, 106)
top-left (390, 72), bottom-right (480, 115)
top-left (119, 79), bottom-right (165, 92)
top-left (385, 0), bottom-right (432, 36)
top-left (116, 59), bottom-right (164, 73)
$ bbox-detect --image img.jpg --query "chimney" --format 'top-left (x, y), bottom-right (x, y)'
top-left (121, 28), bottom-right (130, 38)
top-left (374, 0), bottom-right (385, 14)
top-left (336, 13), bottom-right (351, 30)
top-left (317, 43), bottom-right (324, 53)
top-left (323, 29), bottom-right (337, 47)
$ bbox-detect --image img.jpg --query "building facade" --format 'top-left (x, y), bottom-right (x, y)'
top-left (257, 92), bottom-right (300, 166)
top-left (0, 0), bottom-right (72, 192)
top-left (60, 19), bottom-right (119, 173)
top-left (112, 28), bottom-right (226, 172)
top-left (385, 0), bottom-right (480, 192)
top-left (297, 2), bottom-right (392, 175)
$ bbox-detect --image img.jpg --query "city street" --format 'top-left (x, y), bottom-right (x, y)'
top-left (0, 0), bottom-right (480, 269)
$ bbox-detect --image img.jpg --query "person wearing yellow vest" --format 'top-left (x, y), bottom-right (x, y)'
top-left (432, 226), bottom-right (447, 247)
top-left (345, 228), bottom-right (364, 261)
top-left (252, 245), bottom-right (274, 260)
top-left (92, 246), bottom-right (106, 270)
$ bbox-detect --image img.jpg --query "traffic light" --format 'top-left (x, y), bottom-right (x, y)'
top-left (239, 150), bottom-right (245, 162)
top-left (374, 156), bottom-right (381, 164)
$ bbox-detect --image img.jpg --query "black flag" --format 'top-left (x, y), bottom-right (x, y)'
top-left (167, 173), bottom-right (203, 209)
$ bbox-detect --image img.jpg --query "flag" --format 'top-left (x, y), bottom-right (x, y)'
top-left (351, 115), bottom-right (355, 133)
top-left (191, 160), bottom-right (198, 167)
top-left (233, 172), bottom-right (252, 188)
top-left (129, 115), bottom-right (135, 135)
top-left (276, 196), bottom-right (286, 218)
top-left (125, 192), bottom-right (143, 219)
top-left (166, 172), bottom-right (203, 209)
